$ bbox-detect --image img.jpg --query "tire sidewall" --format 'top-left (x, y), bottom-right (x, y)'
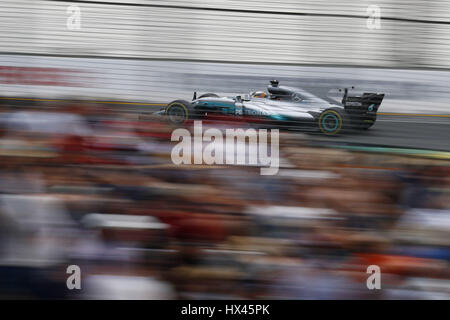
top-left (318, 108), bottom-right (344, 135)
top-left (166, 100), bottom-right (190, 124)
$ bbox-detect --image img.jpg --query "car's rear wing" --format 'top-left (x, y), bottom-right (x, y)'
top-left (342, 87), bottom-right (384, 113)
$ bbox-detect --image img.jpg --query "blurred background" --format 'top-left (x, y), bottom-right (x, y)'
top-left (0, 0), bottom-right (448, 299)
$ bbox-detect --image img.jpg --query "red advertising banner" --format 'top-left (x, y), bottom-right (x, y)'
top-left (0, 66), bottom-right (81, 86)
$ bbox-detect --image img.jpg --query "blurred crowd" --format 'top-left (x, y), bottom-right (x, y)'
top-left (0, 99), bottom-right (448, 299)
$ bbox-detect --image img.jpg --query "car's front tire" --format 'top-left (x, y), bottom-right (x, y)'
top-left (165, 100), bottom-right (191, 124)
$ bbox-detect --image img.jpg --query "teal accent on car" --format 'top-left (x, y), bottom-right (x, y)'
top-left (270, 114), bottom-right (286, 121)
top-left (197, 101), bottom-right (234, 108)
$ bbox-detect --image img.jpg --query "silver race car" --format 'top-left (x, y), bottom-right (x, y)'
top-left (157, 80), bottom-right (385, 135)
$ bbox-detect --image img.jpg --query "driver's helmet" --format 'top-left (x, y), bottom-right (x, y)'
top-left (251, 91), bottom-right (267, 98)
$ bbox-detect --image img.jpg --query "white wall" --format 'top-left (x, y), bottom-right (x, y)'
top-left (1, 0), bottom-right (450, 67)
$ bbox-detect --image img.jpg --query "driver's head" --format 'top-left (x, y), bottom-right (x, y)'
top-left (252, 91), bottom-right (267, 98)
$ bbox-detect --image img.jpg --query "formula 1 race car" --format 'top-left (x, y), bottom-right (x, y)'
top-left (156, 80), bottom-right (384, 135)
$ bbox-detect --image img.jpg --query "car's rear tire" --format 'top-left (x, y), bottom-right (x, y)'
top-left (318, 107), bottom-right (347, 135)
top-left (165, 100), bottom-right (191, 124)
top-left (198, 93), bottom-right (219, 99)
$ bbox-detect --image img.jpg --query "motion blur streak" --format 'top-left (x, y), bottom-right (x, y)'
top-left (0, 0), bottom-right (448, 300)
top-left (0, 102), bottom-right (448, 299)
